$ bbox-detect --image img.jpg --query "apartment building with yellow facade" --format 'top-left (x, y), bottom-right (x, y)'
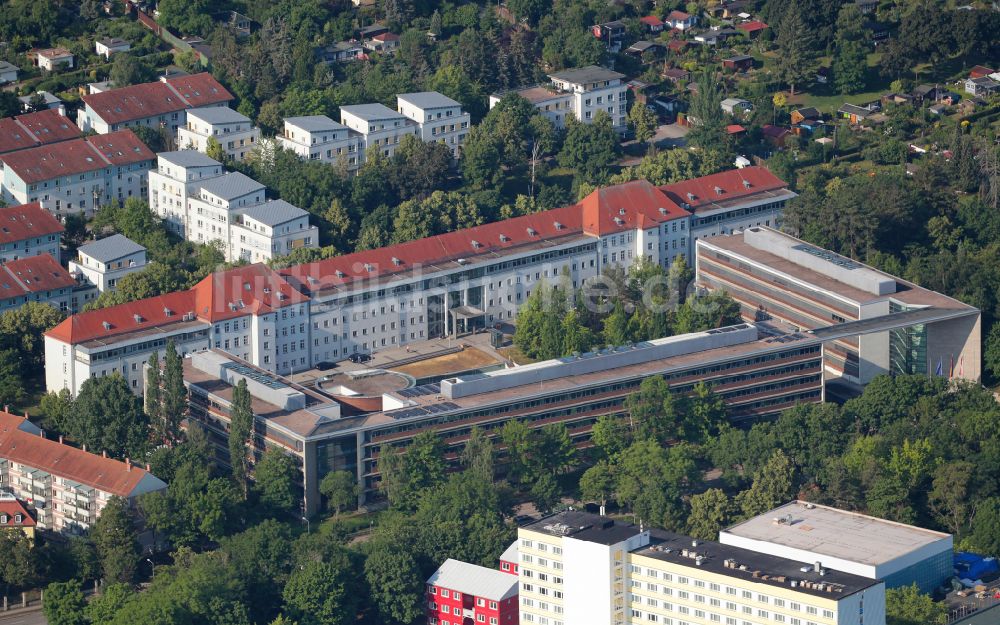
top-left (517, 510), bottom-right (886, 625)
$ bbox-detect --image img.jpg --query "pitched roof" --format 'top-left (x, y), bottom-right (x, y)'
top-left (239, 200), bottom-right (308, 227)
top-left (0, 129), bottom-right (154, 184)
top-left (35, 47), bottom-right (73, 59)
top-left (77, 234), bottom-right (146, 263)
top-left (0, 411), bottom-right (166, 498)
top-left (82, 73), bottom-right (231, 125)
top-left (158, 150), bottom-right (221, 168)
top-left (397, 91), bottom-right (460, 110)
top-left (970, 65), bottom-right (995, 78)
top-left (793, 106), bottom-right (821, 120)
top-left (0, 61), bottom-right (17, 73)
top-left (426, 559), bottom-right (518, 601)
top-left (45, 290), bottom-right (198, 344)
top-left (340, 103), bottom-right (405, 121)
top-left (0, 109), bottom-right (81, 155)
top-left (579, 180), bottom-right (689, 236)
top-left (737, 20), bottom-right (768, 33)
top-left (0, 202), bottom-right (64, 244)
top-left (762, 124), bottom-right (791, 140)
top-left (640, 15), bottom-right (664, 26)
top-left (186, 106), bottom-right (250, 125)
top-left (0, 496), bottom-right (35, 527)
top-left (372, 32), bottom-right (399, 42)
top-left (284, 115), bottom-right (347, 133)
top-left (667, 10), bottom-right (691, 20)
top-left (659, 166), bottom-right (788, 210)
top-left (191, 264), bottom-right (309, 322)
top-left (1, 254), bottom-right (76, 295)
top-left (197, 171), bottom-right (264, 201)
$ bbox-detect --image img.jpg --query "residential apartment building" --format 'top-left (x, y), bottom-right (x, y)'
top-left (68, 234), bottom-right (147, 292)
top-left (426, 559), bottom-right (519, 625)
top-left (396, 92), bottom-right (470, 157)
top-left (0, 202), bottom-right (64, 262)
top-left (492, 66), bottom-right (628, 131)
top-left (0, 410), bottom-right (166, 534)
top-left (148, 152), bottom-right (317, 262)
top-left (0, 129), bottom-right (155, 217)
top-left (721, 501), bottom-right (954, 594)
top-left (77, 72), bottom-right (233, 135)
top-left (517, 510), bottom-right (886, 625)
top-left (0, 253), bottom-right (80, 313)
top-left (0, 108), bottom-right (81, 156)
top-left (339, 103), bottom-right (418, 158)
top-left (695, 227), bottom-right (981, 384)
top-left (659, 167), bottom-right (797, 242)
top-left (44, 263), bottom-right (311, 394)
top-left (0, 494), bottom-right (36, 539)
top-left (276, 115), bottom-right (363, 171)
top-left (176, 106), bottom-right (260, 162)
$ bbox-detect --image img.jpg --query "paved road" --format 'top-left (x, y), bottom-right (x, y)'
top-left (0, 608), bottom-right (46, 625)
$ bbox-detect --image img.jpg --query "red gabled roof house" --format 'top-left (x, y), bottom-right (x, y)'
top-left (0, 202), bottom-right (64, 263)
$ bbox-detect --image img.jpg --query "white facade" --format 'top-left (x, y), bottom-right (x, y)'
top-left (68, 234), bottom-right (147, 292)
top-left (148, 151), bottom-right (226, 236)
top-left (396, 92), bottom-right (470, 157)
top-left (231, 200), bottom-right (318, 263)
top-left (186, 172), bottom-right (265, 250)
top-left (176, 107), bottom-right (260, 162)
top-left (94, 38), bottom-right (130, 59)
top-left (276, 116), bottom-right (363, 171)
top-left (548, 66), bottom-right (628, 130)
top-left (340, 104), bottom-right (418, 159)
top-left (35, 49), bottom-right (73, 71)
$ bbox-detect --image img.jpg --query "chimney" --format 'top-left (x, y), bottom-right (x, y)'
top-left (814, 561), bottom-right (822, 573)
top-left (145, 463), bottom-right (151, 472)
top-left (39, 429), bottom-right (44, 438)
top-left (599, 505), bottom-right (606, 517)
top-left (126, 458), bottom-right (132, 472)
top-left (82, 444), bottom-right (87, 452)
top-left (58, 435), bottom-right (63, 444)
top-left (102, 450), bottom-right (107, 458)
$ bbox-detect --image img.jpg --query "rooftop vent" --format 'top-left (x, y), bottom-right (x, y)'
top-left (619, 208), bottom-right (626, 215)
top-left (471, 239), bottom-right (481, 248)
top-left (614, 217), bottom-right (624, 226)
top-left (499, 234), bottom-right (510, 242)
top-left (335, 270), bottom-right (345, 278)
top-left (391, 257), bottom-right (402, 266)
top-left (133, 314), bottom-right (144, 323)
top-left (102, 321), bottom-right (112, 330)
top-left (714, 186), bottom-right (724, 195)
top-left (163, 308), bottom-right (173, 316)
top-left (527, 227), bottom-right (537, 236)
top-left (686, 192), bottom-right (696, 201)
top-left (363, 263), bottom-right (374, 272)
top-left (554, 221), bottom-right (564, 230)
top-left (659, 207), bottom-right (668, 215)
top-left (742, 179), bottom-right (752, 189)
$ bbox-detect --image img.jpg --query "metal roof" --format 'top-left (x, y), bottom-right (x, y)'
top-left (339, 103), bottom-right (405, 121)
top-left (284, 115), bottom-right (347, 133)
top-left (158, 150), bottom-right (221, 168)
top-left (239, 200), bottom-right (308, 226)
top-left (426, 559), bottom-right (518, 601)
top-left (198, 171), bottom-right (264, 201)
top-left (397, 91), bottom-right (461, 110)
top-left (186, 106), bottom-right (250, 125)
top-left (78, 234), bottom-right (146, 263)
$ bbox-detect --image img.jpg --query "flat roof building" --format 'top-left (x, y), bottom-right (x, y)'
top-left (426, 559), bottom-right (519, 625)
top-left (721, 501), bottom-right (954, 593)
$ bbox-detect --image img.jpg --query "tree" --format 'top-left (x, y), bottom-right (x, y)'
top-left (162, 340), bottom-right (186, 444)
top-left (687, 71), bottom-right (728, 152)
top-left (43, 580), bottom-right (87, 625)
top-left (229, 379), bottom-right (254, 496)
top-left (629, 102), bottom-right (658, 150)
top-left (319, 471), bottom-right (358, 515)
top-left (206, 136), bottom-right (228, 162)
top-left (460, 426), bottom-right (495, 482)
top-left (579, 460), bottom-right (617, 509)
top-left (530, 472), bottom-right (561, 514)
top-left (557, 112), bottom-right (620, 185)
top-left (0, 531), bottom-right (36, 595)
top-left (66, 374), bottom-right (149, 460)
top-left (538, 423), bottom-right (576, 475)
top-left (500, 419), bottom-right (537, 485)
top-left (109, 53), bottom-right (152, 87)
top-left (254, 448), bottom-right (300, 515)
top-left (927, 460), bottom-right (976, 535)
top-left (0, 349), bottom-right (24, 408)
top-left (687, 488), bottom-right (733, 541)
top-left (772, 1), bottom-right (816, 95)
top-left (146, 351), bottom-right (162, 436)
top-left (885, 584), bottom-right (947, 625)
top-left (0, 301), bottom-right (64, 365)
top-left (832, 4), bottom-right (867, 94)
top-left (91, 496), bottom-right (140, 584)
top-left (969, 497), bottom-right (1000, 555)
top-left (363, 546), bottom-right (424, 624)
top-left (590, 415), bottom-right (631, 459)
top-left (283, 560), bottom-right (356, 625)
top-left (84, 582), bottom-right (133, 624)
top-left (736, 450), bottom-right (796, 519)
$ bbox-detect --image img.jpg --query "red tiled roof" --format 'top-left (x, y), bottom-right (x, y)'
top-left (659, 166), bottom-right (788, 210)
top-left (640, 15), bottom-right (664, 26)
top-left (45, 290), bottom-right (198, 344)
top-left (162, 73), bottom-right (233, 108)
top-left (1, 254), bottom-right (75, 295)
top-left (0, 410), bottom-right (161, 497)
top-left (970, 66), bottom-right (995, 79)
top-left (579, 180), bottom-right (689, 236)
top-left (0, 109), bottom-right (81, 155)
top-left (737, 20), bottom-right (768, 33)
top-left (0, 202), bottom-right (64, 245)
top-left (1, 129), bottom-right (153, 184)
top-left (82, 73), bottom-right (231, 126)
top-left (191, 264), bottom-right (308, 322)
top-left (726, 124), bottom-right (747, 134)
top-left (0, 497), bottom-right (35, 528)
top-left (34, 47), bottom-right (73, 59)
top-left (667, 10), bottom-right (691, 20)
top-left (667, 40), bottom-right (688, 52)
top-left (372, 32), bottom-right (399, 41)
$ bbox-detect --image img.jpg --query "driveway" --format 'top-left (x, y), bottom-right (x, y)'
top-left (620, 123), bottom-right (690, 166)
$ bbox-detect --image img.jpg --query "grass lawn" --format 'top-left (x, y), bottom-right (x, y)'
top-left (317, 508), bottom-right (387, 536)
top-left (498, 345), bottom-right (538, 365)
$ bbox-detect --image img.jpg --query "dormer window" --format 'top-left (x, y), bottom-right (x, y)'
top-left (554, 221), bottom-right (564, 230)
top-left (614, 217), bottom-right (624, 226)
top-left (619, 208), bottom-right (626, 215)
top-left (391, 257), bottom-right (402, 266)
top-left (527, 227), bottom-right (537, 236)
top-left (659, 207), bottom-right (668, 215)
top-left (687, 192), bottom-right (696, 201)
top-left (335, 270), bottom-right (345, 278)
top-left (164, 308), bottom-right (173, 316)
top-left (499, 234), bottom-right (509, 242)
top-left (364, 263), bottom-right (374, 272)
top-left (742, 179), bottom-right (752, 189)
top-left (133, 314), bottom-right (144, 323)
top-left (714, 186), bottom-right (724, 195)
top-left (471, 240), bottom-right (482, 249)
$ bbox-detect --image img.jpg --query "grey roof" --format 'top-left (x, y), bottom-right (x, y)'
top-left (339, 103), bottom-right (404, 121)
top-left (548, 65), bottom-right (625, 85)
top-left (158, 150), bottom-right (221, 168)
top-left (0, 61), bottom-right (18, 73)
top-left (18, 91), bottom-right (60, 106)
top-left (198, 171), bottom-right (264, 201)
top-left (426, 559), bottom-right (518, 601)
top-left (78, 234), bottom-right (146, 263)
top-left (397, 91), bottom-right (460, 110)
top-left (186, 106), bottom-right (250, 125)
top-left (239, 199), bottom-right (308, 226)
top-left (97, 37), bottom-right (129, 47)
top-left (284, 115), bottom-right (347, 133)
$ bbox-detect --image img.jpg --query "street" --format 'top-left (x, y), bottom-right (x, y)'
top-left (0, 608), bottom-right (46, 625)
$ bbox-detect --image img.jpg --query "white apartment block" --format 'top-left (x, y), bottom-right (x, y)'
top-left (492, 66), bottom-right (628, 131)
top-left (148, 152), bottom-right (317, 263)
top-left (176, 107), bottom-right (260, 162)
top-left (47, 168), bottom-right (793, 394)
top-left (276, 115), bottom-right (363, 171)
top-left (68, 234), bottom-right (147, 292)
top-left (339, 103), bottom-right (418, 159)
top-left (0, 202), bottom-right (64, 263)
top-left (396, 92), bottom-right (470, 157)
top-left (0, 410), bottom-right (166, 535)
top-left (0, 129), bottom-right (154, 217)
top-left (517, 510), bottom-right (886, 625)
